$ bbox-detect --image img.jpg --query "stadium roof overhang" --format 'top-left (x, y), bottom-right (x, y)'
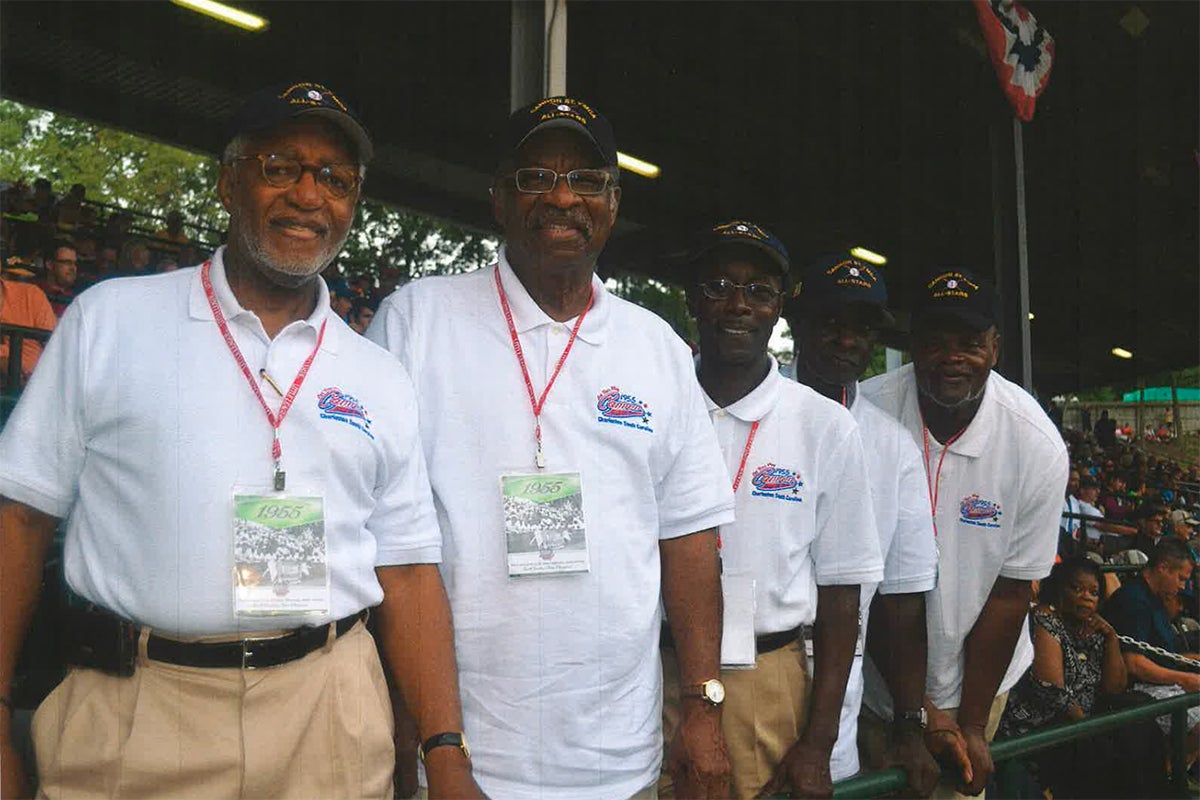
top-left (2, 1), bottom-right (1196, 395)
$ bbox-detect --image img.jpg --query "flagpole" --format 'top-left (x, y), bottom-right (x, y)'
top-left (1012, 116), bottom-right (1033, 392)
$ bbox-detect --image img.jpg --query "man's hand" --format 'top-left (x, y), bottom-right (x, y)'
top-left (883, 724), bottom-right (940, 798)
top-left (1178, 672), bottom-right (1200, 694)
top-left (667, 701), bottom-right (731, 800)
top-left (423, 749), bottom-right (486, 800)
top-left (923, 705), bottom-right (972, 788)
top-left (956, 729), bottom-right (992, 797)
top-left (756, 739), bottom-right (833, 799)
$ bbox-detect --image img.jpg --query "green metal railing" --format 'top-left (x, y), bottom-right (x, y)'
top-left (832, 691), bottom-right (1199, 798)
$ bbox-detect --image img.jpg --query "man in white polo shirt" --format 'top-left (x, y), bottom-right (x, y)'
top-left (785, 255), bottom-right (940, 795)
top-left (368, 98), bottom-right (735, 800)
top-left (671, 221), bottom-right (883, 799)
top-left (861, 268), bottom-right (1068, 798)
top-left (0, 82), bottom-right (479, 799)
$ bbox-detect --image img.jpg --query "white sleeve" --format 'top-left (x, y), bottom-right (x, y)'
top-left (654, 350), bottom-right (735, 540)
top-left (0, 299), bottom-right (88, 517)
top-left (812, 423), bottom-right (885, 585)
top-left (367, 366), bottom-right (442, 566)
top-left (878, 437), bottom-right (938, 595)
top-left (1000, 438), bottom-right (1069, 581)
top-left (364, 289), bottom-right (418, 376)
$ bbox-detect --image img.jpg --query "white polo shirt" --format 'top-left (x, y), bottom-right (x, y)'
top-left (0, 248), bottom-right (441, 636)
top-left (368, 249), bottom-right (735, 800)
top-left (705, 360), bottom-right (883, 636)
top-left (823, 389), bottom-right (937, 780)
top-left (861, 364), bottom-right (1068, 711)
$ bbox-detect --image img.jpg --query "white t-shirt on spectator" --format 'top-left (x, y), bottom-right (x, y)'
top-left (1078, 499), bottom-right (1105, 541)
top-left (861, 364), bottom-right (1068, 712)
top-left (367, 249), bottom-right (735, 800)
top-left (704, 360), bottom-right (884, 636)
top-left (0, 248), bottom-right (441, 636)
top-left (820, 389), bottom-right (938, 780)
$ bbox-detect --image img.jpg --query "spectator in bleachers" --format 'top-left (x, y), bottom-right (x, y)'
top-left (1077, 476), bottom-right (1137, 555)
top-left (117, 238), bottom-right (152, 276)
top-left (101, 208), bottom-right (133, 249)
top-left (997, 557), bottom-right (1166, 799)
top-left (30, 178), bottom-right (55, 225)
top-left (53, 183), bottom-right (86, 235)
top-left (1105, 538), bottom-right (1200, 776)
top-left (0, 270), bottom-right (56, 385)
top-left (153, 209), bottom-right (190, 254)
top-left (328, 278), bottom-right (355, 321)
top-left (178, 243), bottom-right (201, 268)
top-left (1094, 410), bottom-right (1117, 450)
top-left (156, 254), bottom-right (179, 273)
top-left (1099, 472), bottom-right (1133, 522)
top-left (1129, 503), bottom-right (1170, 558)
top-left (37, 241), bottom-right (78, 317)
top-left (347, 298), bottom-right (375, 335)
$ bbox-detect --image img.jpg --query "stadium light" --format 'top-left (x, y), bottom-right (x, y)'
top-left (849, 246), bottom-right (887, 265)
top-left (171, 0), bottom-right (268, 32)
top-left (617, 152), bottom-right (660, 179)
top-left (1028, 312), bottom-right (1035, 321)
top-left (1111, 347), bottom-right (1133, 359)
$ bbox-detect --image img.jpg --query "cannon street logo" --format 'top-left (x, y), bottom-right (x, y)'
top-left (596, 386), bottom-right (653, 433)
top-left (317, 387), bottom-right (374, 440)
top-left (751, 463), bottom-right (803, 503)
top-left (959, 494), bottom-right (1002, 528)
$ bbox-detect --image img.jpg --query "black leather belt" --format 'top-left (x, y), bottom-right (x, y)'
top-left (659, 625), bottom-right (800, 656)
top-left (64, 605), bottom-right (368, 675)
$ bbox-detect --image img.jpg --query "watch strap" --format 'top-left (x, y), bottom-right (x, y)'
top-left (418, 731), bottom-right (469, 761)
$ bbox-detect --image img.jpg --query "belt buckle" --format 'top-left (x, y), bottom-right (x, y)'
top-left (241, 639), bottom-right (256, 670)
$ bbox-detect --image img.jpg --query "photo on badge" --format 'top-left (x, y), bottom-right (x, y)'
top-left (501, 472), bottom-right (590, 576)
top-left (232, 492), bottom-right (330, 615)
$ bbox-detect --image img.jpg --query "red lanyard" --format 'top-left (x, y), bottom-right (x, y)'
top-left (921, 424), bottom-right (966, 538)
top-left (731, 420), bottom-right (760, 493)
top-left (201, 261), bottom-right (326, 491)
top-left (494, 266), bottom-right (593, 469)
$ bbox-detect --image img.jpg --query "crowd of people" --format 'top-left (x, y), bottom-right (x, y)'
top-left (0, 80), bottom-right (1197, 800)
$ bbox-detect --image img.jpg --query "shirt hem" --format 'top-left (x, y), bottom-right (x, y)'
top-left (0, 474), bottom-right (71, 519)
top-left (659, 507), bottom-right (735, 540)
top-left (877, 574), bottom-right (938, 595)
top-left (375, 545), bottom-right (442, 566)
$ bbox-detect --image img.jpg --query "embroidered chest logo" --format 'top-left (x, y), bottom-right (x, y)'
top-left (317, 387), bottom-right (375, 440)
top-left (959, 494), bottom-right (1002, 527)
top-left (750, 463), bottom-right (804, 503)
top-left (596, 386), bottom-right (654, 433)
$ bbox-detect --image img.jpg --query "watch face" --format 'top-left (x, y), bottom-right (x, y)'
top-left (705, 680), bottom-right (725, 704)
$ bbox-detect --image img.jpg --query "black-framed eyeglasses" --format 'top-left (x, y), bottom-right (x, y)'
top-left (510, 167), bottom-right (614, 196)
top-left (231, 154), bottom-right (362, 199)
top-left (697, 278), bottom-right (782, 306)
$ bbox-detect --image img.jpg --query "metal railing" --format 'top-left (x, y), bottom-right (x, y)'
top-left (832, 691), bottom-right (1200, 798)
top-left (1, 323), bottom-right (51, 425)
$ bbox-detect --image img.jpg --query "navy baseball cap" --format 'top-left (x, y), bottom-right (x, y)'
top-left (691, 220), bottom-right (791, 276)
top-left (228, 81), bottom-right (373, 163)
top-left (913, 268), bottom-right (999, 331)
top-left (505, 96), bottom-right (617, 167)
top-left (792, 255), bottom-right (895, 326)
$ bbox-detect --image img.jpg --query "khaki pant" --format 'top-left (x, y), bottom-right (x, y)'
top-left (660, 640), bottom-right (810, 800)
top-left (33, 621), bottom-right (393, 799)
top-left (858, 693), bottom-right (1008, 800)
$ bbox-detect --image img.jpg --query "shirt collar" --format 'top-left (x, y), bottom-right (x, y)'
top-left (188, 246), bottom-right (338, 354)
top-left (905, 369), bottom-right (997, 458)
top-left (495, 246), bottom-right (609, 345)
top-left (700, 355), bottom-right (782, 422)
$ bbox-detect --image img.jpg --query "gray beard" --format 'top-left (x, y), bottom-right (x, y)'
top-left (231, 219), bottom-right (348, 289)
top-left (917, 378), bottom-right (988, 410)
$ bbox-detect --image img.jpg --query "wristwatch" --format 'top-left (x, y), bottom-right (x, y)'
top-left (896, 708), bottom-right (928, 729)
top-left (418, 731), bottom-right (471, 762)
top-left (681, 678), bottom-right (726, 706)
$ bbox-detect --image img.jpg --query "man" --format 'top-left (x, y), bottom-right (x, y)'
top-left (670, 226), bottom-right (884, 798)
top-left (0, 270), bottom-right (56, 386)
top-left (0, 81), bottom-right (479, 799)
top-left (369, 96), bottom-right (735, 800)
top-left (860, 268), bottom-right (1068, 797)
top-left (1129, 502), bottom-right (1170, 558)
top-left (1074, 475), bottom-right (1136, 554)
top-left (785, 255), bottom-right (941, 794)
top-left (38, 242), bottom-right (78, 317)
top-left (348, 298), bottom-right (375, 334)
top-left (1104, 538), bottom-right (1200, 770)
top-left (1099, 472), bottom-right (1132, 522)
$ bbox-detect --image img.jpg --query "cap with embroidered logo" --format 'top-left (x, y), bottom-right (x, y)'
top-left (790, 254), bottom-right (895, 327)
top-left (505, 96), bottom-right (617, 167)
top-left (691, 220), bottom-right (791, 276)
top-left (912, 268), bottom-right (999, 332)
top-left (228, 81), bottom-right (373, 163)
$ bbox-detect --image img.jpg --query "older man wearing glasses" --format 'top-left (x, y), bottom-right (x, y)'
top-left (0, 82), bottom-right (480, 799)
top-left (369, 97), bottom-right (735, 800)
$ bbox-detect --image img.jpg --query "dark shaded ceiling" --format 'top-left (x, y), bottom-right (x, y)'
top-left (2, 1), bottom-right (1196, 395)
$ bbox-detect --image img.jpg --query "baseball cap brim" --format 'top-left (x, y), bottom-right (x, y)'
top-left (913, 307), bottom-right (995, 332)
top-left (696, 238), bottom-right (790, 276)
top-left (296, 107), bottom-right (373, 164)
top-left (518, 118), bottom-right (610, 166)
